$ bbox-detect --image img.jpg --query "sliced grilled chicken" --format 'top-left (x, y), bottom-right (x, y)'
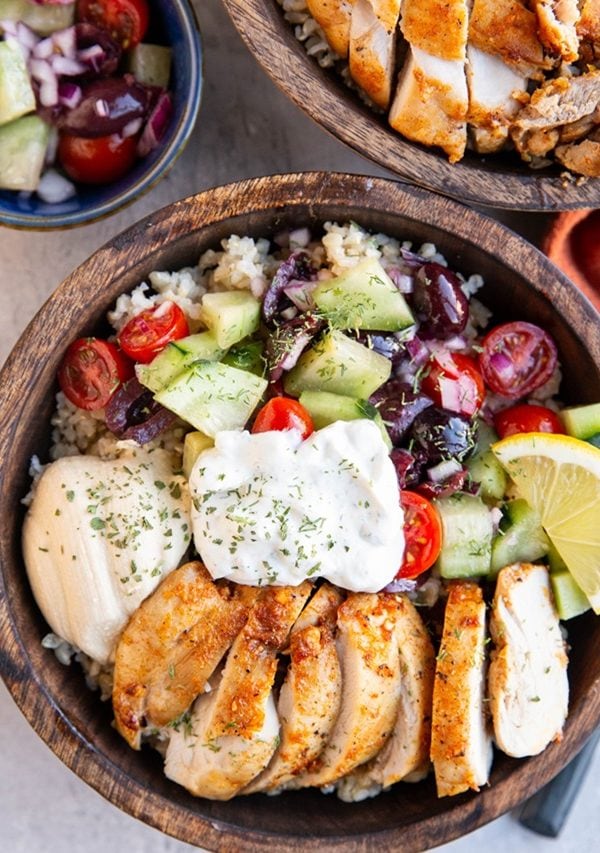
top-left (578, 0), bottom-right (600, 63)
top-left (532, 0), bottom-right (580, 63)
top-left (113, 562), bottom-right (250, 749)
top-left (489, 564), bottom-right (569, 758)
top-left (430, 582), bottom-right (493, 798)
top-left (244, 584), bottom-right (344, 793)
top-left (469, 0), bottom-right (552, 78)
top-left (337, 595), bottom-right (435, 802)
top-left (348, 0), bottom-right (401, 108)
top-left (556, 132), bottom-right (600, 176)
top-left (289, 592), bottom-right (403, 789)
top-left (401, 0), bottom-right (469, 60)
top-left (307, 0), bottom-right (355, 58)
top-left (164, 583), bottom-right (312, 800)
top-left (466, 45), bottom-right (527, 154)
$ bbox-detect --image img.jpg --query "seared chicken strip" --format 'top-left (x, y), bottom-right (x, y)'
top-left (556, 132), bottom-right (600, 176)
top-left (337, 594), bottom-right (435, 802)
top-left (113, 562), bottom-right (251, 749)
top-left (290, 592), bottom-right (403, 789)
top-left (466, 45), bottom-right (527, 154)
top-left (469, 0), bottom-right (552, 78)
top-left (532, 0), bottom-right (580, 63)
top-left (349, 0), bottom-right (401, 108)
top-left (244, 584), bottom-right (344, 793)
top-left (489, 564), bottom-right (569, 758)
top-left (307, 0), bottom-right (355, 58)
top-left (164, 583), bottom-right (312, 800)
top-left (430, 582), bottom-right (493, 798)
top-left (578, 0), bottom-right (600, 63)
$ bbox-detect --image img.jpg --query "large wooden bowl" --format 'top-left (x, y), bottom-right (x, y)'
top-left (222, 0), bottom-right (600, 212)
top-left (1, 173), bottom-right (599, 851)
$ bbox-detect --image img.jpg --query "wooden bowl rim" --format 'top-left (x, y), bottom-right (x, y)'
top-left (221, 0), bottom-right (600, 212)
top-left (1, 172), bottom-right (600, 851)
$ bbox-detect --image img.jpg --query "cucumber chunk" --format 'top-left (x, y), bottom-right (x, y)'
top-left (200, 291), bottom-right (261, 349)
top-left (434, 492), bottom-right (493, 578)
top-left (0, 40), bottom-right (36, 126)
top-left (136, 332), bottom-right (223, 394)
top-left (0, 0), bottom-right (75, 35)
top-left (490, 498), bottom-right (549, 576)
top-left (299, 390), bottom-right (392, 449)
top-left (284, 330), bottom-right (391, 398)
top-left (0, 115), bottom-right (49, 190)
top-left (560, 403), bottom-right (600, 440)
top-left (154, 361), bottom-right (267, 437)
top-left (222, 339), bottom-right (265, 377)
top-left (547, 540), bottom-right (568, 573)
top-left (127, 43), bottom-right (172, 88)
top-left (551, 570), bottom-right (591, 620)
top-left (587, 433), bottom-right (600, 449)
top-left (312, 258), bottom-right (415, 332)
top-left (183, 430), bottom-right (214, 480)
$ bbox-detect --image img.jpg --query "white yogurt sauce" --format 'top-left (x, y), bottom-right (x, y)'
top-left (189, 420), bottom-right (405, 592)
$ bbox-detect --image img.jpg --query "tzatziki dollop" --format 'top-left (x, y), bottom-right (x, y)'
top-left (189, 420), bottom-right (405, 592)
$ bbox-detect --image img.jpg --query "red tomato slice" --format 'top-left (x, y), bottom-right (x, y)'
top-left (117, 301), bottom-right (189, 363)
top-left (77, 0), bottom-right (149, 48)
top-left (397, 490), bottom-right (442, 579)
top-left (421, 351), bottom-right (485, 416)
top-left (479, 321), bottom-right (557, 400)
top-left (251, 397), bottom-right (314, 439)
top-left (58, 338), bottom-right (133, 410)
top-left (58, 133), bottom-right (138, 185)
top-left (494, 403), bottom-right (565, 438)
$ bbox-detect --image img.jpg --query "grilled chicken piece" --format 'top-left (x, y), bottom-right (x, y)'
top-left (556, 133), bottom-right (600, 176)
top-left (244, 584), bottom-right (344, 793)
top-left (578, 0), bottom-right (600, 63)
top-left (164, 583), bottom-right (312, 800)
top-left (430, 582), bottom-right (493, 798)
top-left (348, 0), bottom-right (401, 109)
top-left (469, 0), bottom-right (552, 78)
top-left (113, 562), bottom-right (250, 749)
top-left (337, 595), bottom-right (435, 802)
top-left (401, 0), bottom-right (469, 60)
top-left (489, 564), bottom-right (569, 758)
top-left (307, 0), bottom-right (355, 58)
top-left (532, 0), bottom-right (580, 62)
top-left (290, 592), bottom-right (403, 789)
top-left (466, 45), bottom-right (527, 153)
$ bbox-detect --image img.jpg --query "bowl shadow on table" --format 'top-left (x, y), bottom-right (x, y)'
top-left (1, 173), bottom-right (600, 852)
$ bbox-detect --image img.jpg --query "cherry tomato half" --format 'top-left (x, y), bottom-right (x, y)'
top-left (494, 403), bottom-right (565, 438)
top-left (117, 301), bottom-right (189, 363)
top-left (397, 491), bottom-right (442, 579)
top-left (252, 397), bottom-right (314, 439)
top-left (77, 0), bottom-right (149, 49)
top-left (58, 133), bottom-right (138, 185)
top-left (58, 338), bottom-right (133, 410)
top-left (421, 351), bottom-right (485, 417)
top-left (479, 321), bottom-right (557, 400)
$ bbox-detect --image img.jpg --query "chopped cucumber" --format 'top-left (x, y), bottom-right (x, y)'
top-left (560, 403), bottom-right (600, 440)
top-left (490, 498), bottom-right (549, 576)
top-left (547, 540), bottom-right (568, 573)
top-left (154, 361), bottom-right (267, 437)
top-left (127, 43), bottom-right (172, 88)
top-left (222, 339), bottom-right (265, 377)
top-left (299, 390), bottom-right (392, 449)
top-left (434, 492), bottom-right (493, 578)
top-left (284, 330), bottom-right (391, 398)
top-left (0, 0), bottom-right (75, 35)
top-left (551, 570), bottom-right (591, 620)
top-left (199, 291), bottom-right (261, 349)
top-left (587, 432), bottom-right (600, 449)
top-left (0, 115), bottom-right (49, 190)
top-left (312, 258), bottom-right (415, 332)
top-left (183, 430), bottom-right (214, 480)
top-left (136, 332), bottom-right (223, 394)
top-left (465, 420), bottom-right (507, 502)
top-left (0, 40), bottom-right (36, 126)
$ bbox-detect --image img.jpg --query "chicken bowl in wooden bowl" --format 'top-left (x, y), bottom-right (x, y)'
top-left (222, 0), bottom-right (600, 211)
top-left (1, 172), bottom-right (600, 852)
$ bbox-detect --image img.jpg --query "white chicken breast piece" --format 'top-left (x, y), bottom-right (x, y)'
top-left (22, 450), bottom-right (190, 665)
top-left (337, 594), bottom-right (435, 802)
top-left (244, 583), bottom-right (344, 793)
top-left (469, 0), bottom-right (552, 78)
top-left (307, 0), bottom-right (355, 58)
top-left (349, 0), bottom-right (401, 109)
top-left (164, 583), bottom-right (312, 800)
top-left (389, 47), bottom-right (468, 163)
top-left (430, 582), bottom-right (493, 798)
top-left (578, 0), bottom-right (600, 62)
top-left (489, 563), bottom-right (569, 758)
top-left (401, 0), bottom-right (469, 60)
top-left (466, 45), bottom-right (527, 154)
top-left (532, 0), bottom-right (580, 63)
top-left (289, 592), bottom-right (403, 789)
top-left (112, 562), bottom-right (251, 749)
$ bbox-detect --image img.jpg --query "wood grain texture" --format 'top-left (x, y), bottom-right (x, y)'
top-left (222, 0), bottom-right (600, 211)
top-left (1, 173), bottom-right (600, 852)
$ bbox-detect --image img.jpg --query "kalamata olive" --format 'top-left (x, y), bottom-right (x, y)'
top-left (389, 447), bottom-right (422, 488)
top-left (59, 76), bottom-right (149, 138)
top-left (263, 251), bottom-right (317, 323)
top-left (370, 380), bottom-right (433, 445)
top-left (105, 378), bottom-right (175, 444)
top-left (412, 263), bottom-right (468, 340)
top-left (408, 406), bottom-right (478, 464)
top-left (75, 23), bottom-right (122, 77)
top-left (266, 314), bottom-right (325, 383)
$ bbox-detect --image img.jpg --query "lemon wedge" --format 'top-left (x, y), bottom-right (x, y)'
top-left (492, 432), bottom-right (600, 613)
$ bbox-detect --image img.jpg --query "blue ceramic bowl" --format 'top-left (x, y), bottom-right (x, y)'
top-left (0, 0), bottom-right (202, 229)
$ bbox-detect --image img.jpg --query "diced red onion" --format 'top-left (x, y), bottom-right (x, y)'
top-left (17, 20), bottom-right (39, 50)
top-left (382, 577), bottom-right (418, 594)
top-left (400, 247), bottom-right (426, 269)
top-left (52, 26), bottom-right (77, 59)
top-left (36, 169), bottom-right (76, 204)
top-left (30, 59), bottom-right (59, 106)
top-left (0, 21), bottom-right (19, 39)
top-left (387, 266), bottom-right (413, 293)
top-left (405, 335), bottom-right (430, 367)
top-left (284, 280), bottom-right (317, 312)
top-left (50, 54), bottom-right (87, 75)
top-left (121, 117), bottom-right (143, 138)
top-left (77, 43), bottom-right (106, 70)
top-left (58, 81), bottom-right (82, 109)
top-left (137, 91), bottom-right (173, 157)
top-left (444, 335), bottom-right (469, 351)
top-left (488, 351), bottom-right (514, 382)
top-left (427, 458), bottom-right (463, 483)
top-left (32, 37), bottom-right (54, 59)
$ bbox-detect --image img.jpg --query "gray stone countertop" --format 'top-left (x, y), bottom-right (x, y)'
top-left (0, 0), bottom-right (597, 850)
